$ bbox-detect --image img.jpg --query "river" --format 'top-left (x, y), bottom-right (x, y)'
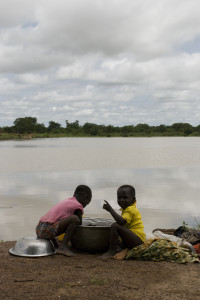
top-left (0, 137), bottom-right (200, 240)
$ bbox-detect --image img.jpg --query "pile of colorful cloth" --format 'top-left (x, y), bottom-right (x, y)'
top-left (126, 237), bottom-right (199, 263)
top-left (153, 226), bottom-right (200, 256)
top-left (125, 225), bottom-right (200, 263)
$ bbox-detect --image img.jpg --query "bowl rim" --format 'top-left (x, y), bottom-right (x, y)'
top-left (81, 217), bottom-right (114, 228)
top-left (8, 236), bottom-right (56, 257)
top-left (9, 247), bottom-right (56, 257)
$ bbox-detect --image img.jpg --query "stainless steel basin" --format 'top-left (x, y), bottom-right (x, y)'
top-left (9, 236), bottom-right (56, 257)
top-left (71, 217), bottom-right (113, 252)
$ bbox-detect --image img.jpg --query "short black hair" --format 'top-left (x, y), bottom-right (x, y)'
top-left (74, 185), bottom-right (92, 198)
top-left (117, 185), bottom-right (136, 201)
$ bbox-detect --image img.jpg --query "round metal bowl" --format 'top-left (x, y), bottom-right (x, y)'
top-left (71, 217), bottom-right (114, 253)
top-left (9, 236), bottom-right (56, 257)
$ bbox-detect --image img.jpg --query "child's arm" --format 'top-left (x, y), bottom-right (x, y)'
top-left (103, 200), bottom-right (126, 225)
top-left (74, 209), bottom-right (82, 225)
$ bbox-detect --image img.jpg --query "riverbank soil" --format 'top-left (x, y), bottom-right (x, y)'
top-left (1, 241), bottom-right (200, 300)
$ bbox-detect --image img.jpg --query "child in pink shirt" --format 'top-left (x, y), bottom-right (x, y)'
top-left (36, 185), bottom-right (92, 256)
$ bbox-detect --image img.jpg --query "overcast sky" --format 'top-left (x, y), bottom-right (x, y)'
top-left (1, 0), bottom-right (200, 127)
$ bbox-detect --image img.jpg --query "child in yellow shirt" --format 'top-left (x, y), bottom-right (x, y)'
top-left (102, 184), bottom-right (146, 260)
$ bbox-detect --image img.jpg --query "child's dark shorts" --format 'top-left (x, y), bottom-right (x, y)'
top-left (36, 221), bottom-right (59, 239)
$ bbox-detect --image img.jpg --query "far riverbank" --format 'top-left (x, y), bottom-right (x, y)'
top-left (1, 132), bottom-right (200, 141)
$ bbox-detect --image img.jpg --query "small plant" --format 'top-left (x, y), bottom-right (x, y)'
top-left (1, 240), bottom-right (4, 243)
top-left (90, 277), bottom-right (107, 285)
top-left (182, 221), bottom-right (189, 230)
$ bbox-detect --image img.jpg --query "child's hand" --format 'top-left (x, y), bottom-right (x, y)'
top-left (103, 200), bottom-right (112, 212)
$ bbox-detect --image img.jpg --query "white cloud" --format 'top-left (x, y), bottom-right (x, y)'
top-left (17, 73), bottom-right (49, 85)
top-left (75, 109), bottom-right (94, 116)
top-left (1, 0), bottom-right (200, 127)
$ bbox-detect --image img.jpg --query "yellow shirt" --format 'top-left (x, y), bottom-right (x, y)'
top-left (121, 202), bottom-right (146, 242)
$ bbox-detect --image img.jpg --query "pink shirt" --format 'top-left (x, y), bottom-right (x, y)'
top-left (40, 197), bottom-right (83, 223)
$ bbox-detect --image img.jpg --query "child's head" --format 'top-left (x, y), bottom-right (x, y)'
top-left (117, 185), bottom-right (136, 209)
top-left (73, 185), bottom-right (92, 207)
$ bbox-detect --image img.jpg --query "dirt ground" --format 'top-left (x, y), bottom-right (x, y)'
top-left (1, 241), bottom-right (200, 300)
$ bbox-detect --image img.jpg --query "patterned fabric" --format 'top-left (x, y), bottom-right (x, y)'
top-left (126, 238), bottom-right (199, 264)
top-left (36, 221), bottom-right (59, 239)
top-left (193, 243), bottom-right (200, 255)
top-left (121, 202), bottom-right (146, 242)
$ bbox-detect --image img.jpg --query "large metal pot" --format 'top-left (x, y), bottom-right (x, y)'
top-left (9, 236), bottom-right (56, 257)
top-left (71, 217), bottom-right (113, 252)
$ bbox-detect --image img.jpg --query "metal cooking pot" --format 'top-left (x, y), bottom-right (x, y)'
top-left (9, 236), bottom-right (56, 257)
top-left (71, 217), bottom-right (113, 252)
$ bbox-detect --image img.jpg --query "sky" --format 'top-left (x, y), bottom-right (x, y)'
top-left (1, 0), bottom-right (200, 127)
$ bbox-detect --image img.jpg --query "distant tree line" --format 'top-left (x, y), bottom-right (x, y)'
top-left (1, 116), bottom-right (200, 137)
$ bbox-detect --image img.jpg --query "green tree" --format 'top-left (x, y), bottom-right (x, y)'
top-left (66, 120), bottom-right (81, 135)
top-left (195, 124), bottom-right (200, 135)
top-left (66, 120), bottom-right (80, 130)
top-left (13, 117), bottom-right (37, 134)
top-left (2, 126), bottom-right (14, 133)
top-left (157, 124), bottom-right (166, 133)
top-left (82, 123), bottom-right (99, 136)
top-left (171, 123), bottom-right (194, 136)
top-left (121, 125), bottom-right (135, 136)
top-left (35, 123), bottom-right (46, 133)
top-left (48, 121), bottom-right (62, 132)
top-left (135, 123), bottom-right (150, 134)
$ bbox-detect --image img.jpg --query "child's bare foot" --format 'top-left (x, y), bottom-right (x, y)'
top-left (113, 248), bottom-right (129, 260)
top-left (56, 246), bottom-right (76, 257)
top-left (100, 250), bottom-right (116, 259)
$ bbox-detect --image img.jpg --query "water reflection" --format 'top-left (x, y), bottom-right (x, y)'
top-left (0, 166), bottom-right (200, 240)
top-left (1, 137), bottom-right (200, 241)
top-left (1, 167), bottom-right (200, 211)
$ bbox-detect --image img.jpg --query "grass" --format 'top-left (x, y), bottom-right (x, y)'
top-left (64, 277), bottom-right (108, 288)
top-left (182, 218), bottom-right (200, 230)
top-left (0, 133), bottom-right (21, 140)
top-left (90, 277), bottom-right (108, 285)
top-left (194, 217), bottom-right (200, 230)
